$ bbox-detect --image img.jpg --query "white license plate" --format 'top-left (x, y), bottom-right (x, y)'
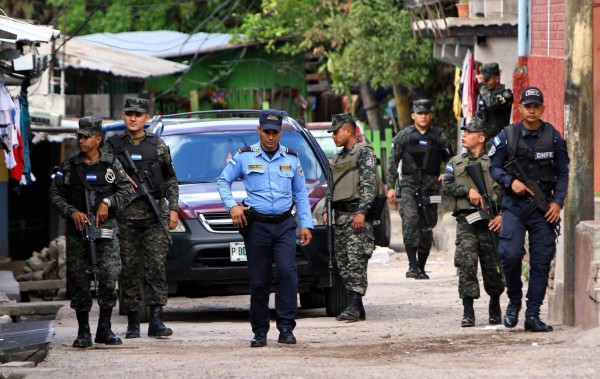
top-left (230, 242), bottom-right (247, 262)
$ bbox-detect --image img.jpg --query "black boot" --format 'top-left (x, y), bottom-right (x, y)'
top-left (336, 292), bottom-right (362, 322)
top-left (94, 308), bottom-right (122, 345)
top-left (461, 298), bottom-right (475, 327)
top-left (405, 248), bottom-right (420, 278)
top-left (524, 316), bottom-right (554, 332)
top-left (73, 311), bottom-right (92, 348)
top-left (488, 296), bottom-right (502, 325)
top-left (503, 301), bottom-right (521, 328)
top-left (416, 253), bottom-right (430, 280)
top-left (148, 305), bottom-right (173, 337)
top-left (125, 311), bottom-right (141, 339)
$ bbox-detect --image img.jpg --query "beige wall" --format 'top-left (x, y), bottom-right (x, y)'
top-left (474, 36), bottom-right (518, 90)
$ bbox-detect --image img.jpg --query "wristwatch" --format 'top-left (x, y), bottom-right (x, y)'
top-left (102, 198), bottom-right (112, 208)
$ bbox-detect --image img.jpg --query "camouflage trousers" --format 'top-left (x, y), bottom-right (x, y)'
top-left (454, 216), bottom-right (504, 299)
top-left (399, 186), bottom-right (438, 253)
top-left (334, 211), bottom-right (374, 296)
top-left (118, 217), bottom-right (169, 311)
top-left (66, 219), bottom-right (121, 311)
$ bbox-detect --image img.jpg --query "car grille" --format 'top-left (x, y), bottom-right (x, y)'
top-left (192, 248), bottom-right (305, 268)
top-left (199, 212), bottom-right (238, 233)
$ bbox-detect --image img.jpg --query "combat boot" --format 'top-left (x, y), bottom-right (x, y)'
top-left (488, 296), bottom-right (502, 325)
top-left (73, 311), bottom-right (92, 348)
top-left (405, 264), bottom-right (420, 279)
top-left (416, 257), bottom-right (430, 280)
top-left (94, 307), bottom-right (122, 345)
top-left (125, 311), bottom-right (141, 339)
top-left (148, 305), bottom-right (173, 337)
top-left (524, 316), bottom-right (554, 332)
top-left (336, 291), bottom-right (362, 322)
top-left (405, 248), bottom-right (419, 278)
top-left (461, 298), bottom-right (475, 327)
top-left (503, 301), bottom-right (521, 328)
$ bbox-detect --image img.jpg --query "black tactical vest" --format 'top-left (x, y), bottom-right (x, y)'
top-left (401, 126), bottom-right (443, 176)
top-left (107, 134), bottom-right (164, 198)
top-left (67, 154), bottom-right (116, 213)
top-left (505, 122), bottom-right (557, 196)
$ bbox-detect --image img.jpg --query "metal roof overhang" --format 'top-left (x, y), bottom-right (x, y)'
top-left (412, 16), bottom-right (518, 38)
top-left (57, 38), bottom-right (188, 78)
top-left (0, 15), bottom-right (60, 43)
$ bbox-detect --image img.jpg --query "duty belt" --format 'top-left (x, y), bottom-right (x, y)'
top-left (332, 201), bottom-right (360, 213)
top-left (246, 209), bottom-right (293, 224)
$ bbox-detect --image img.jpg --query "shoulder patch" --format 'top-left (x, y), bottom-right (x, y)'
top-left (493, 135), bottom-right (502, 147)
top-left (286, 147), bottom-right (299, 157)
top-left (238, 146), bottom-right (253, 154)
top-left (445, 162), bottom-right (454, 173)
top-left (488, 145), bottom-right (497, 157)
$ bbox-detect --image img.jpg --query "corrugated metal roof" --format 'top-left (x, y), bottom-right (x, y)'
top-left (0, 15), bottom-right (60, 43)
top-left (412, 16), bottom-right (518, 36)
top-left (57, 38), bottom-right (188, 78)
top-left (76, 30), bottom-right (239, 58)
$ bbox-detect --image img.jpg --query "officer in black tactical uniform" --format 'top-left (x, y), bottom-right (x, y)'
top-left (49, 116), bottom-right (132, 348)
top-left (386, 99), bottom-right (454, 279)
top-left (475, 62), bottom-right (513, 145)
top-left (489, 86), bottom-right (569, 332)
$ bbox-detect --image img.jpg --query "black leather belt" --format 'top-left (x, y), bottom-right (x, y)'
top-left (332, 201), bottom-right (360, 212)
top-left (246, 209), bottom-right (293, 224)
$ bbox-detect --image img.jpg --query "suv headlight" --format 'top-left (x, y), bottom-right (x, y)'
top-left (170, 218), bottom-right (186, 233)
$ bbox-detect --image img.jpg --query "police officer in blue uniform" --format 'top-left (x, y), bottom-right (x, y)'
top-left (489, 86), bottom-right (569, 332)
top-left (217, 109), bottom-right (314, 347)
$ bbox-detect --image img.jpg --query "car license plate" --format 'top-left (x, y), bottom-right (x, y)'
top-left (230, 242), bottom-right (247, 262)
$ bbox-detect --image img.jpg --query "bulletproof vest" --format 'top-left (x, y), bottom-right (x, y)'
top-left (331, 142), bottom-right (369, 203)
top-left (107, 133), bottom-right (164, 198)
top-left (401, 126), bottom-right (443, 176)
top-left (67, 154), bottom-right (116, 213)
top-left (451, 154), bottom-right (498, 211)
top-left (505, 123), bottom-right (557, 196)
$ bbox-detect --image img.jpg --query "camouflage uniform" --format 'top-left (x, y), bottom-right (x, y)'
top-left (332, 144), bottom-right (377, 296)
top-left (102, 100), bottom-right (179, 313)
top-left (476, 63), bottom-right (513, 144)
top-left (386, 100), bottom-right (454, 277)
top-left (442, 151), bottom-right (504, 300)
top-left (49, 132), bottom-right (131, 312)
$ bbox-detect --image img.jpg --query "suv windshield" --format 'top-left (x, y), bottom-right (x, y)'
top-left (163, 130), bottom-right (326, 183)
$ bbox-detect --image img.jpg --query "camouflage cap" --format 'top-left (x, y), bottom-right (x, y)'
top-left (327, 113), bottom-right (354, 133)
top-left (77, 116), bottom-right (103, 137)
top-left (412, 99), bottom-right (432, 113)
top-left (461, 117), bottom-right (486, 134)
top-left (123, 98), bottom-right (150, 114)
top-left (480, 63), bottom-right (500, 79)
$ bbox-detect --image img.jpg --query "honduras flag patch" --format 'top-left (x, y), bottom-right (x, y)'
top-left (131, 153), bottom-right (143, 161)
top-left (86, 174), bottom-right (98, 182)
top-left (493, 135), bottom-right (502, 147)
top-left (419, 140), bottom-right (428, 146)
top-left (445, 162), bottom-right (454, 173)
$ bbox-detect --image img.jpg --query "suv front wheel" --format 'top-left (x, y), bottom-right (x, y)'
top-left (324, 271), bottom-right (348, 317)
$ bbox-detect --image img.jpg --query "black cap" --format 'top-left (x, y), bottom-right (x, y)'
top-left (77, 116), bottom-right (103, 137)
top-left (520, 86), bottom-right (544, 105)
top-left (123, 98), bottom-right (150, 113)
top-left (413, 99), bottom-right (432, 113)
top-left (259, 109), bottom-right (285, 131)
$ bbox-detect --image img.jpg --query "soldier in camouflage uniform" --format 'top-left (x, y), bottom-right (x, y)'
top-left (386, 99), bottom-right (454, 279)
top-left (103, 98), bottom-right (179, 338)
top-left (475, 62), bottom-right (513, 147)
top-left (324, 113), bottom-right (377, 322)
top-left (49, 116), bottom-right (132, 348)
top-left (442, 117), bottom-right (504, 327)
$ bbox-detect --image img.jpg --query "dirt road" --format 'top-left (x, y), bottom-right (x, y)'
top-left (4, 212), bottom-right (599, 378)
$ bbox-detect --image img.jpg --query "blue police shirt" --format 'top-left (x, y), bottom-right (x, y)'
top-left (217, 142), bottom-right (314, 229)
top-left (489, 121), bottom-right (569, 208)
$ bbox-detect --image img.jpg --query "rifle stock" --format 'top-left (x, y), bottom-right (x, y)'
top-left (413, 169), bottom-right (439, 231)
top-left (120, 150), bottom-right (172, 244)
top-left (464, 162), bottom-right (499, 254)
top-left (505, 159), bottom-right (561, 236)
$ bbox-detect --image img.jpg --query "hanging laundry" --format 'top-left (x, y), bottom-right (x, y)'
top-left (19, 83), bottom-right (35, 185)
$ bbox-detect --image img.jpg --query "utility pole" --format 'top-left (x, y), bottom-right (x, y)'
top-left (563, 0), bottom-right (594, 326)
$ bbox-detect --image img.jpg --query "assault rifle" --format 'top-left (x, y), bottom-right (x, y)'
top-left (413, 168), bottom-right (441, 232)
top-left (119, 150), bottom-right (172, 244)
top-left (82, 188), bottom-right (116, 291)
top-left (505, 159), bottom-right (561, 237)
top-left (464, 162), bottom-right (499, 254)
